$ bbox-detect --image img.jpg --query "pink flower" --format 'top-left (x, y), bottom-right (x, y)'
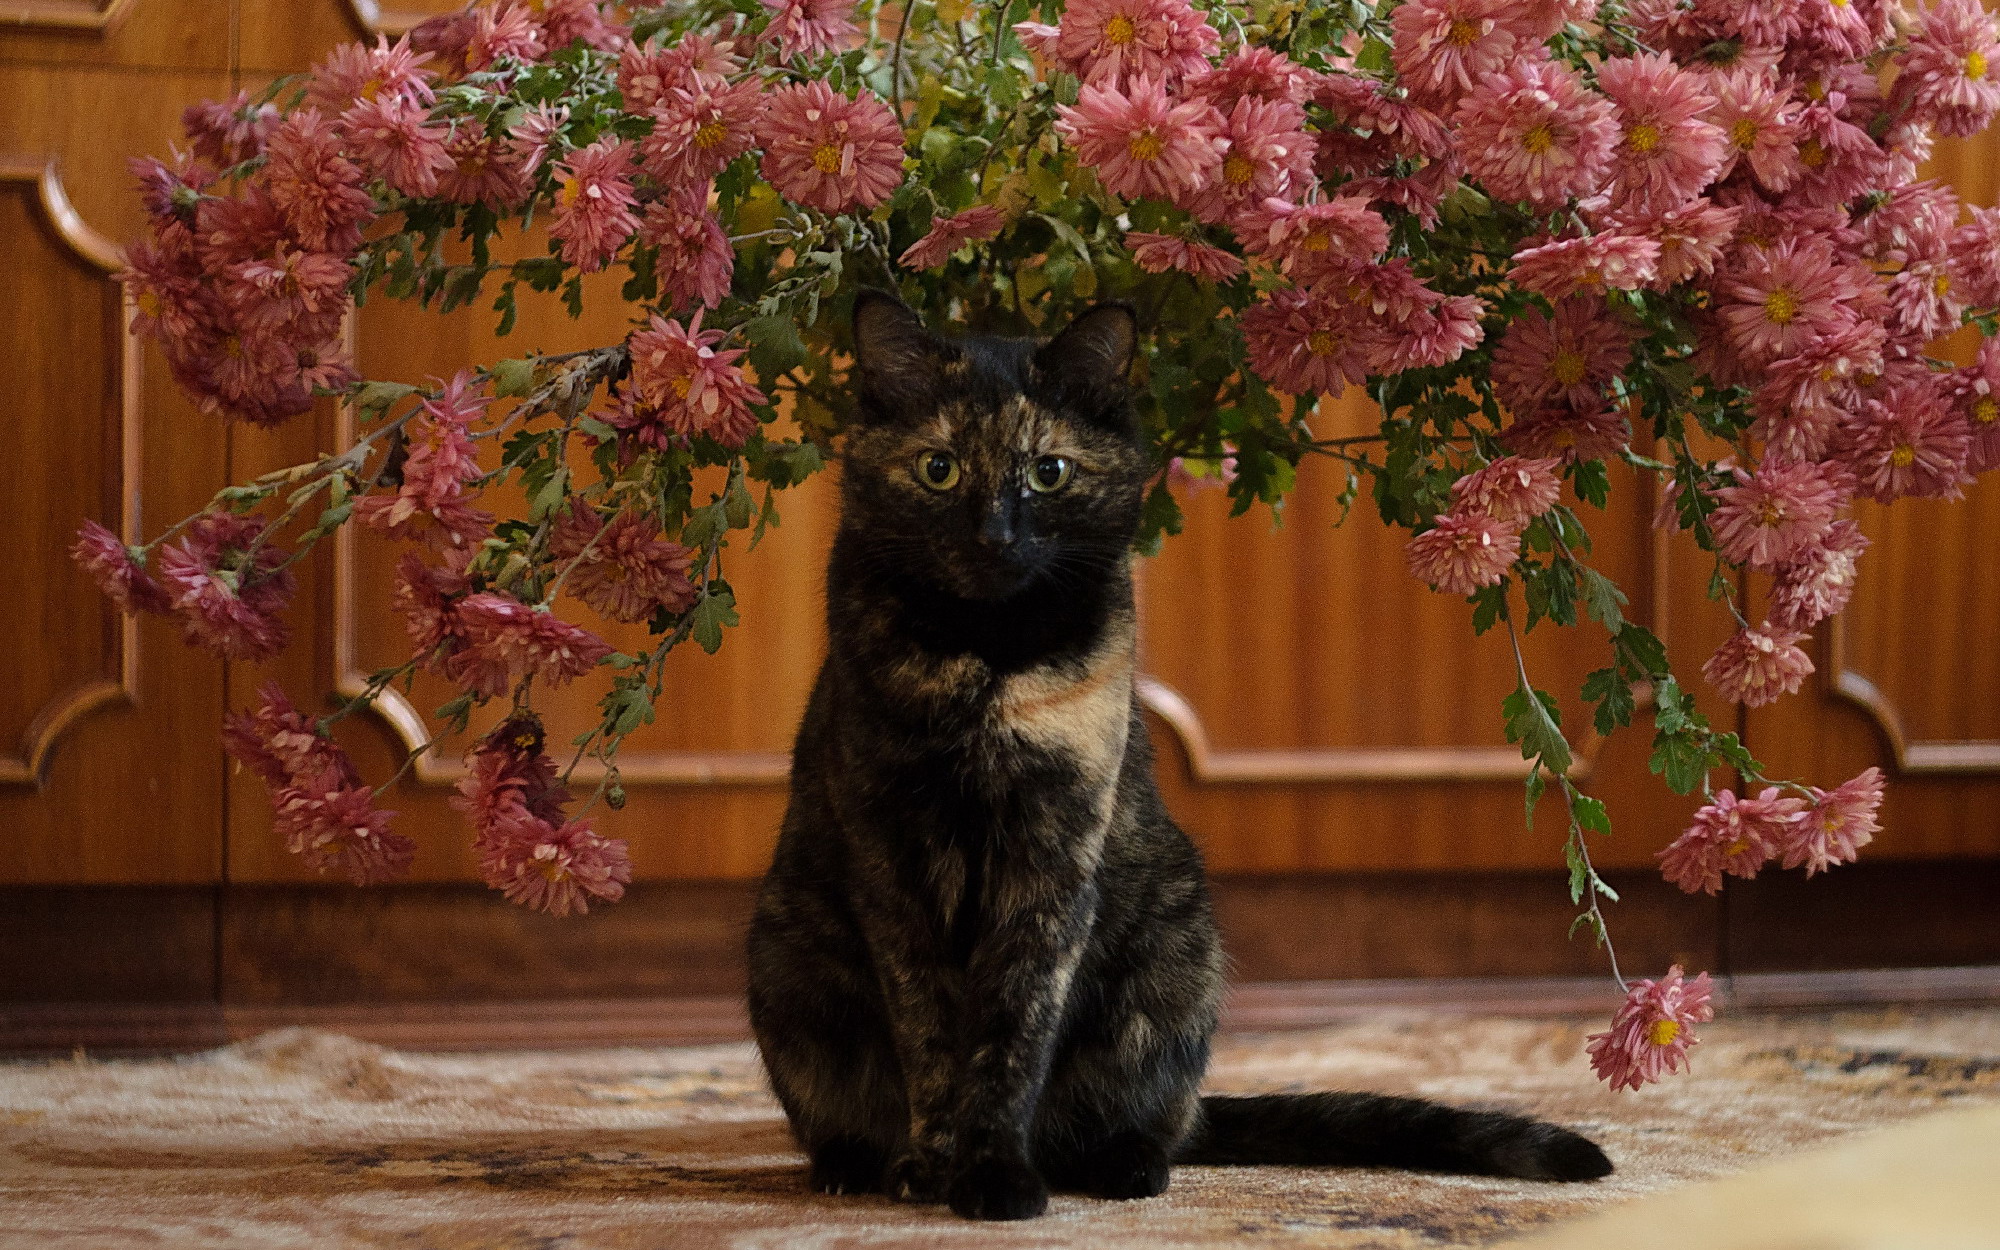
top-left (1405, 512), bottom-right (1522, 595)
top-left (391, 550), bottom-right (470, 663)
top-left (535, 0), bottom-right (626, 52)
top-left (1053, 0), bottom-right (1219, 87)
top-left (1950, 206), bottom-right (2000, 308)
top-left (548, 505), bottom-right (700, 623)
top-left (1768, 518), bottom-right (1869, 631)
top-left (550, 140), bottom-right (640, 273)
top-left (757, 82), bottom-right (906, 214)
top-left (452, 717), bottom-right (626, 915)
top-left (1893, 0), bottom-right (2000, 137)
top-left (1238, 196), bottom-right (1391, 285)
top-left (899, 204), bottom-right (1007, 270)
top-left (72, 519), bottom-right (172, 614)
top-left (1126, 231), bottom-right (1244, 280)
top-left (1659, 787), bottom-right (1807, 894)
top-left (1509, 234), bottom-right (1660, 301)
top-left (1790, 97), bottom-right (1886, 204)
top-left (1185, 96), bottom-right (1317, 225)
top-left (760, 0), bottom-right (859, 61)
top-left (306, 33), bottom-right (435, 114)
top-left (1614, 199), bottom-right (1740, 289)
top-left (1715, 238), bottom-right (1862, 367)
top-left (1708, 460), bottom-right (1848, 570)
top-left (1708, 68), bottom-right (1801, 192)
top-left (1502, 406), bottom-right (1632, 464)
top-left (506, 103), bottom-right (569, 177)
top-left (1491, 296), bottom-right (1634, 414)
top-left (437, 118), bottom-right (532, 209)
top-left (1380, 293), bottom-right (1486, 371)
top-left (1948, 337), bottom-right (2000, 473)
top-left (1185, 46), bottom-right (1311, 109)
top-left (1703, 623), bottom-right (1815, 708)
top-left (1859, 179), bottom-right (1960, 263)
top-left (1451, 457), bottom-right (1563, 525)
top-left (1056, 75), bottom-right (1224, 203)
top-left (448, 593), bottom-right (614, 699)
top-left (617, 42), bottom-right (684, 113)
top-left (1841, 379), bottom-right (1973, 503)
top-left (261, 110), bottom-right (376, 254)
top-left (465, 1), bottom-right (546, 71)
top-left (1596, 52), bottom-right (1726, 212)
top-left (181, 91), bottom-right (278, 168)
top-left (1390, 0), bottom-right (1526, 108)
top-left (642, 78), bottom-right (763, 187)
top-left (219, 245), bottom-right (352, 338)
top-left (489, 818), bottom-right (632, 916)
top-left (354, 371), bottom-right (495, 551)
top-left (624, 311), bottom-right (767, 448)
top-left (638, 185), bottom-right (734, 313)
top-left (1778, 767), bottom-right (1884, 876)
top-left (1585, 966), bottom-right (1715, 1091)
top-left (157, 511), bottom-right (295, 661)
top-left (1240, 286), bottom-right (1381, 398)
top-left (1451, 57), bottom-right (1621, 210)
top-left (341, 92), bottom-right (454, 197)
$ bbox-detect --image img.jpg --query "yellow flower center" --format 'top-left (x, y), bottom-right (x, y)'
top-left (1105, 13), bottom-right (1136, 44)
top-left (1764, 287), bottom-right (1799, 325)
top-left (1521, 123), bottom-right (1555, 155)
top-left (1725, 835), bottom-right (1752, 855)
top-left (1934, 271), bottom-right (1952, 297)
top-left (1129, 131), bottom-right (1165, 162)
top-left (1447, 17), bottom-right (1481, 46)
top-left (1730, 117), bottom-right (1760, 151)
top-left (1552, 427), bottom-right (1577, 448)
top-left (672, 375), bottom-right (693, 399)
top-left (1648, 1019), bottom-right (1682, 1046)
top-left (1224, 154), bottom-right (1255, 185)
top-left (137, 290), bottom-right (162, 318)
top-left (1300, 230), bottom-right (1330, 252)
top-left (557, 175), bottom-right (582, 208)
top-left (1627, 122), bottom-right (1660, 153)
top-left (1975, 397), bottom-right (1998, 424)
top-left (222, 333), bottom-right (244, 359)
top-left (812, 143), bottom-right (844, 174)
top-left (1550, 349), bottom-right (1588, 386)
top-left (1891, 443), bottom-right (1917, 467)
top-left (1968, 50), bottom-right (1989, 80)
top-left (1307, 330), bottom-right (1339, 356)
top-left (694, 119), bottom-right (729, 149)
top-left (1756, 497), bottom-right (1786, 526)
top-left (1799, 138), bottom-right (1827, 168)
top-left (1804, 76), bottom-right (1828, 101)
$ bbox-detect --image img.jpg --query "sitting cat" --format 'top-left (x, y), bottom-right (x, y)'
top-left (745, 292), bottom-right (1613, 1221)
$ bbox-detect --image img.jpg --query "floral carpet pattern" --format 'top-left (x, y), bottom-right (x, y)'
top-left (1, 1008), bottom-right (1996, 1249)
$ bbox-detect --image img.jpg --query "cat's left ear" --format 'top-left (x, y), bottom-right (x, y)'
top-left (1036, 302), bottom-right (1137, 397)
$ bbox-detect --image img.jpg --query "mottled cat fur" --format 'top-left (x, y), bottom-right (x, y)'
top-left (745, 292), bottom-right (1613, 1221)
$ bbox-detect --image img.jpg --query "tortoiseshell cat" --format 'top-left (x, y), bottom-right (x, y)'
top-left (745, 293), bottom-right (1612, 1221)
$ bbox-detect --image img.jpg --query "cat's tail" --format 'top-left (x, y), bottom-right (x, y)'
top-left (1175, 1093), bottom-right (1612, 1181)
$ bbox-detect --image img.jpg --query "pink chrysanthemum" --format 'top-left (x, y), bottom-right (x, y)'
top-left (535, 0), bottom-right (627, 52)
top-left (1778, 767), bottom-right (1884, 876)
top-left (550, 140), bottom-right (640, 274)
top-left (1451, 57), bottom-right (1621, 210)
top-left (490, 818), bottom-right (633, 917)
top-left (1703, 623), bottom-right (1815, 708)
top-left (1768, 518), bottom-right (1869, 631)
top-left (1053, 0), bottom-right (1219, 87)
top-left (391, 550), bottom-right (470, 663)
top-left (1240, 287), bottom-right (1382, 398)
top-left (307, 33), bottom-right (435, 115)
top-left (1596, 51), bottom-right (1725, 212)
top-left (1185, 96), bottom-right (1316, 225)
top-left (1389, 0), bottom-right (1525, 108)
top-left (1126, 232), bottom-right (1244, 280)
top-left (1491, 296), bottom-right (1634, 414)
top-left (1841, 379), bottom-right (1973, 503)
top-left (354, 371), bottom-right (496, 551)
top-left (1947, 337), bottom-right (2000, 473)
top-left (1708, 68), bottom-right (1801, 192)
top-left (156, 511), bottom-right (295, 661)
top-left (637, 187), bottom-right (735, 313)
top-left (1380, 292), bottom-right (1487, 371)
top-left (507, 103), bottom-right (569, 178)
top-left (757, 82), bottom-right (906, 214)
top-left (1405, 512), bottom-right (1522, 595)
top-left (341, 92), bottom-right (455, 197)
top-left (1715, 238), bottom-right (1863, 367)
top-left (1858, 179), bottom-right (1960, 263)
top-left (1885, 245), bottom-right (1965, 343)
top-left (437, 118), bottom-right (532, 209)
top-left (1950, 205), bottom-right (2000, 308)
top-left (448, 593), bottom-right (614, 699)
top-left (1893, 0), bottom-right (2000, 137)
top-left (760, 0), bottom-right (860, 61)
top-left (261, 110), bottom-right (376, 254)
top-left (1451, 456), bottom-right (1564, 525)
top-left (1502, 406), bottom-right (1632, 464)
top-left (1238, 196), bottom-right (1391, 286)
top-left (624, 311), bottom-right (768, 448)
top-left (617, 43), bottom-right (683, 113)
top-left (218, 245), bottom-right (352, 339)
top-left (899, 204), bottom-right (1007, 270)
top-left (548, 505), bottom-right (700, 623)
top-left (1611, 199), bottom-right (1740, 289)
top-left (1658, 787), bottom-right (1807, 895)
top-left (1708, 460), bottom-right (1849, 570)
top-left (1789, 98), bottom-right (1886, 204)
top-left (1585, 966), bottom-right (1715, 1091)
top-left (1316, 73), bottom-right (1456, 162)
top-left (1509, 234), bottom-right (1660, 302)
top-left (453, 715), bottom-right (571, 851)
top-left (181, 91), bottom-right (279, 169)
top-left (72, 519), bottom-right (172, 615)
top-left (1056, 75), bottom-right (1224, 204)
top-left (642, 78), bottom-right (763, 187)
top-left (465, 1), bottom-right (546, 71)
top-left (1184, 46), bottom-right (1311, 109)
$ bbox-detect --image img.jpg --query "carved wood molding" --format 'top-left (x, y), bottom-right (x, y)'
top-left (0, 0), bottom-right (134, 33)
top-left (1824, 614), bottom-right (2000, 774)
top-left (0, 157), bottom-right (140, 788)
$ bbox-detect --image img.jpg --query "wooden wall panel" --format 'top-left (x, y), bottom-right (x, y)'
top-left (0, 0), bottom-right (225, 71)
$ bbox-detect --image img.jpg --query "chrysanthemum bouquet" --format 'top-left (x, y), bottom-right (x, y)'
top-left (78, 0), bottom-right (2000, 1087)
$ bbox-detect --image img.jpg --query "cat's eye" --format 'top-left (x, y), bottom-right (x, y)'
top-left (914, 451), bottom-right (961, 491)
top-left (1027, 455), bottom-right (1073, 494)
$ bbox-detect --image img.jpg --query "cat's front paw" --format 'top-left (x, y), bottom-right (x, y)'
top-left (1069, 1133), bottom-right (1171, 1200)
top-left (883, 1145), bottom-right (947, 1204)
top-left (809, 1136), bottom-right (888, 1196)
top-left (946, 1151), bottom-right (1049, 1221)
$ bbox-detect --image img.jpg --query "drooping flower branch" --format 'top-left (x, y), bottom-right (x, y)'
top-left (73, 0), bottom-right (2000, 1086)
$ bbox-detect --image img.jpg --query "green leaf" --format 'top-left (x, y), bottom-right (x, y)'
top-left (1524, 766), bottom-right (1546, 830)
top-left (724, 469), bottom-right (754, 530)
top-left (1578, 566), bottom-right (1627, 632)
top-left (1502, 685), bottom-right (1573, 775)
top-left (1355, 34), bottom-right (1393, 73)
top-left (1648, 730), bottom-right (1708, 794)
top-left (1582, 666), bottom-right (1636, 736)
top-left (743, 314), bottom-right (808, 381)
top-left (1570, 793), bottom-right (1612, 837)
top-left (490, 357), bottom-right (536, 398)
top-left (680, 503), bottom-right (725, 550)
top-left (528, 466), bottom-right (570, 523)
top-left (690, 585), bottom-right (739, 654)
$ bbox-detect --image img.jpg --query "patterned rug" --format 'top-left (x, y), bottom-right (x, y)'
top-left (1, 1008), bottom-right (1996, 1249)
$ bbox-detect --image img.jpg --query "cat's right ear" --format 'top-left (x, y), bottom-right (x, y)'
top-left (851, 290), bottom-right (951, 422)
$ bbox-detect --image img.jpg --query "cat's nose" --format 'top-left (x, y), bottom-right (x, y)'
top-left (978, 503), bottom-right (1017, 550)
